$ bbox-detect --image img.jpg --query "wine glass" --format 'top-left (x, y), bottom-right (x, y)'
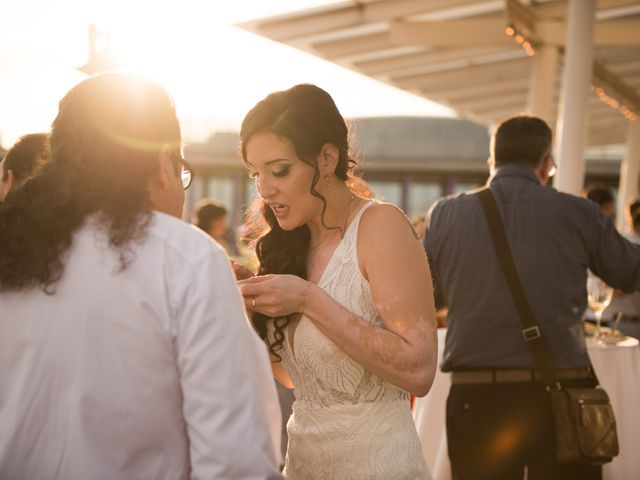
top-left (612, 312), bottom-right (624, 338)
top-left (587, 273), bottom-right (614, 342)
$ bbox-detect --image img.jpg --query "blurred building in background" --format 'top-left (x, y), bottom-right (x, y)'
top-left (184, 116), bottom-right (624, 226)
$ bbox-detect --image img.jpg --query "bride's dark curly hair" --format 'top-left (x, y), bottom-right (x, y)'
top-left (240, 83), bottom-right (371, 359)
top-left (0, 73), bottom-right (181, 292)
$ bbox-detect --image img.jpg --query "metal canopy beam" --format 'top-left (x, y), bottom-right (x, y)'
top-left (389, 19), bottom-right (512, 46)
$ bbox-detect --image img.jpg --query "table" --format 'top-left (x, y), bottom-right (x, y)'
top-left (586, 335), bottom-right (640, 480)
top-left (413, 329), bottom-right (640, 480)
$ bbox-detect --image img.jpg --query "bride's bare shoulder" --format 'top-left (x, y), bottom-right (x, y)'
top-left (359, 202), bottom-right (417, 240)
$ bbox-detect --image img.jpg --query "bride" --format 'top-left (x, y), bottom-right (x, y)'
top-left (237, 84), bottom-right (437, 479)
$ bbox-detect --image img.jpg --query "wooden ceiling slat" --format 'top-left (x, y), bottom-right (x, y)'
top-left (392, 57), bottom-right (530, 90)
top-left (353, 46), bottom-right (513, 75)
top-left (244, 0), bottom-right (482, 42)
top-left (388, 19), bottom-right (513, 46)
top-left (455, 92), bottom-right (530, 112)
top-left (424, 77), bottom-right (530, 102)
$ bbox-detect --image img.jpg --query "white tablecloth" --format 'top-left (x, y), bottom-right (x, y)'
top-left (413, 329), bottom-right (640, 480)
top-left (587, 336), bottom-right (640, 480)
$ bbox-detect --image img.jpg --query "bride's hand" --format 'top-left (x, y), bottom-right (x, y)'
top-left (231, 259), bottom-right (255, 281)
top-left (238, 274), bottom-right (310, 317)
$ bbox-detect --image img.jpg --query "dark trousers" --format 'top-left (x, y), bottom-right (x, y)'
top-left (446, 380), bottom-right (602, 480)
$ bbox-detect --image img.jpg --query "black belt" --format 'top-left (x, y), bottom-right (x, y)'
top-left (451, 368), bottom-right (593, 385)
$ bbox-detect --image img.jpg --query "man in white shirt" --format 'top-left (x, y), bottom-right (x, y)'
top-left (0, 73), bottom-right (282, 479)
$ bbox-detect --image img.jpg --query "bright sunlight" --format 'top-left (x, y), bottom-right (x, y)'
top-left (0, 0), bottom-right (453, 147)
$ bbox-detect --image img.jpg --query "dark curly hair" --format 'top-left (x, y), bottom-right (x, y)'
top-left (240, 83), bottom-right (370, 359)
top-left (2, 132), bottom-right (51, 185)
top-left (0, 73), bottom-right (181, 292)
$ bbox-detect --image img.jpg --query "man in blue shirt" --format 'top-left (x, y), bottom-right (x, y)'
top-left (425, 116), bottom-right (640, 480)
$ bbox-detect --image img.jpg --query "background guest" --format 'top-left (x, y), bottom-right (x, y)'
top-left (602, 207), bottom-right (640, 339)
top-left (0, 132), bottom-right (50, 203)
top-left (584, 182), bottom-right (615, 219)
top-left (624, 197), bottom-right (640, 239)
top-left (425, 115), bottom-right (640, 480)
top-left (193, 198), bottom-right (237, 255)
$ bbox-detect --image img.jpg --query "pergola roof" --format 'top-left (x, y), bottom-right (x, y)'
top-left (239, 0), bottom-right (640, 146)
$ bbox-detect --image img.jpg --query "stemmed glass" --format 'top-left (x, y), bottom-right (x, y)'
top-left (612, 312), bottom-right (624, 338)
top-left (586, 272), bottom-right (614, 342)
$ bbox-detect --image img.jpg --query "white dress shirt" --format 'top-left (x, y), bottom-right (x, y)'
top-left (0, 212), bottom-right (282, 480)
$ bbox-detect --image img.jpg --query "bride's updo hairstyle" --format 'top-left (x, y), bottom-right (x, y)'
top-left (240, 84), bottom-right (370, 359)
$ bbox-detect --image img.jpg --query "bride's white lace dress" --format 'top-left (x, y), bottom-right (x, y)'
top-left (271, 201), bottom-right (432, 480)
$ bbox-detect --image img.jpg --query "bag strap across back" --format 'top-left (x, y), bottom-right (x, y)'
top-left (475, 187), bottom-right (561, 389)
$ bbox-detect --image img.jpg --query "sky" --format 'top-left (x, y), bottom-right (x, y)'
top-left (0, 0), bottom-right (454, 148)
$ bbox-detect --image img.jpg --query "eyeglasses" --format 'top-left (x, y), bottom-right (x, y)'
top-left (172, 152), bottom-right (194, 190)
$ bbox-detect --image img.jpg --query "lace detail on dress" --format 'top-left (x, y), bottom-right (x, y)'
top-left (269, 200), bottom-right (431, 480)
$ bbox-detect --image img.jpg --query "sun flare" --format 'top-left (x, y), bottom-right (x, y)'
top-left (0, 0), bottom-right (451, 148)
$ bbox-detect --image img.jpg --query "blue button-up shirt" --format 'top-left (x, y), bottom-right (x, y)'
top-left (425, 164), bottom-right (640, 371)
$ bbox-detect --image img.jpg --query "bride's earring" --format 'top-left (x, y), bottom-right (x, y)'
top-left (323, 173), bottom-right (332, 190)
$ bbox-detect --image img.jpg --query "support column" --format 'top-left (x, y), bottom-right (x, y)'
top-left (553, 0), bottom-right (597, 195)
top-left (527, 44), bottom-right (559, 126)
top-left (616, 121), bottom-right (640, 232)
top-left (402, 174), bottom-right (412, 215)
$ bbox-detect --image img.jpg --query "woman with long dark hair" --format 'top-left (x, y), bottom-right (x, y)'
top-left (237, 84), bottom-right (437, 479)
top-left (0, 74), bottom-right (282, 479)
